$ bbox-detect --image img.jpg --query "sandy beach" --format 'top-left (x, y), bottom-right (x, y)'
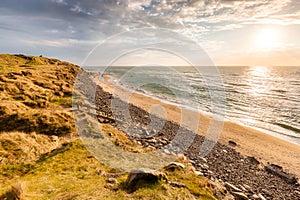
top-left (99, 75), bottom-right (300, 178)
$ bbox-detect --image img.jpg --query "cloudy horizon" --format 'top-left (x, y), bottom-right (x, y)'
top-left (0, 0), bottom-right (299, 66)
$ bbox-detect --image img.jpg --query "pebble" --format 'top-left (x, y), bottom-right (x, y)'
top-left (258, 193), bottom-right (267, 200)
top-left (148, 138), bottom-right (157, 143)
top-left (107, 178), bottom-right (118, 185)
top-left (231, 191), bottom-right (249, 200)
top-left (228, 140), bottom-right (237, 147)
top-left (160, 139), bottom-right (168, 145)
top-left (164, 162), bottom-right (185, 171)
top-left (169, 181), bottom-right (186, 188)
top-left (243, 184), bottom-right (252, 192)
top-left (202, 164), bottom-right (209, 169)
top-left (189, 160), bottom-right (196, 165)
top-left (194, 171), bottom-right (204, 176)
top-left (225, 182), bottom-right (242, 192)
top-left (162, 148), bottom-right (170, 154)
top-left (239, 185), bottom-right (247, 192)
top-left (198, 157), bottom-right (208, 163)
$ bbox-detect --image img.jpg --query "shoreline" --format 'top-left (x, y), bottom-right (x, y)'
top-left (98, 74), bottom-right (300, 178)
top-left (106, 73), bottom-right (300, 146)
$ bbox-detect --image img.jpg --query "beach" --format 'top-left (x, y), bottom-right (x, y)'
top-left (99, 74), bottom-right (300, 178)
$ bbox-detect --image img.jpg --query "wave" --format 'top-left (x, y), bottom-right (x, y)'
top-left (103, 66), bottom-right (300, 146)
top-left (273, 122), bottom-right (300, 134)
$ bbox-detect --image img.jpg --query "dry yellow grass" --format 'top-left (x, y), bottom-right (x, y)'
top-left (0, 139), bottom-right (218, 200)
top-left (0, 54), bottom-right (220, 199)
top-left (0, 54), bottom-right (79, 136)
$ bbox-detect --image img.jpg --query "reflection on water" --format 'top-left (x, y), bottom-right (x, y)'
top-left (247, 66), bottom-right (271, 97)
top-left (221, 66), bottom-right (300, 144)
top-left (249, 66), bottom-right (271, 78)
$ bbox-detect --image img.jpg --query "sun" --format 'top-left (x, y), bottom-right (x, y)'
top-left (255, 28), bottom-right (280, 50)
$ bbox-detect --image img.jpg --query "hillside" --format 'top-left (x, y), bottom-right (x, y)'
top-left (0, 55), bottom-right (221, 199)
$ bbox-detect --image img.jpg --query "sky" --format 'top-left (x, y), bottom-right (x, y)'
top-left (0, 0), bottom-right (299, 66)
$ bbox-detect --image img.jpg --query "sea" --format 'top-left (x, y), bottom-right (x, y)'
top-left (83, 65), bottom-right (300, 146)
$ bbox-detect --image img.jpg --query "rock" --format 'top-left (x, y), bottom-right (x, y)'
top-left (207, 170), bottom-right (213, 175)
top-left (258, 193), bottom-right (266, 200)
top-left (252, 194), bottom-right (260, 199)
top-left (141, 130), bottom-right (150, 137)
top-left (194, 171), bottom-right (203, 176)
top-left (243, 184), bottom-right (253, 193)
top-left (211, 180), bottom-right (235, 200)
top-left (225, 182), bottom-right (242, 192)
top-left (107, 178), bottom-right (118, 185)
top-left (198, 157), bottom-right (207, 163)
top-left (261, 189), bottom-right (271, 197)
top-left (96, 169), bottom-right (106, 176)
top-left (239, 185), bottom-right (247, 192)
top-left (265, 164), bottom-right (298, 185)
top-left (50, 135), bottom-right (59, 142)
top-left (164, 162), bottom-right (185, 171)
top-left (177, 154), bottom-right (187, 161)
top-left (190, 165), bottom-right (196, 173)
top-left (125, 168), bottom-right (167, 190)
top-left (202, 164), bottom-right (209, 169)
top-left (108, 132), bottom-right (113, 137)
top-left (169, 181), bottom-right (186, 188)
top-left (228, 140), bottom-right (237, 147)
top-left (223, 149), bottom-right (228, 153)
top-left (231, 192), bottom-right (249, 200)
top-left (21, 70), bottom-right (32, 76)
top-left (162, 148), bottom-right (170, 154)
top-left (247, 156), bottom-right (260, 165)
top-left (148, 138), bottom-right (157, 144)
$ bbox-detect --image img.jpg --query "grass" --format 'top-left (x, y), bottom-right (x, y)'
top-left (0, 54), bottom-right (78, 136)
top-left (49, 96), bottom-right (73, 108)
top-left (0, 139), bottom-right (217, 199)
top-left (0, 54), bottom-right (220, 199)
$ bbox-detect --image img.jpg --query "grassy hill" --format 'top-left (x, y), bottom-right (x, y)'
top-left (0, 54), bottom-right (221, 199)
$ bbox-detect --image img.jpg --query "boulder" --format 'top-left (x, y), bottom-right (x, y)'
top-left (164, 162), bottom-right (185, 171)
top-left (125, 168), bottom-right (167, 190)
top-left (247, 156), bottom-right (260, 165)
top-left (265, 164), bottom-right (298, 185)
top-left (228, 140), bottom-right (237, 147)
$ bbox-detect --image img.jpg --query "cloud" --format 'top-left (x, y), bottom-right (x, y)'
top-left (0, 0), bottom-right (298, 65)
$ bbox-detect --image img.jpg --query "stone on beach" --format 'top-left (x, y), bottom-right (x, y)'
top-left (228, 140), bottom-right (237, 147)
top-left (231, 191), bottom-right (249, 200)
top-left (265, 164), bottom-right (298, 185)
top-left (125, 168), bottom-right (167, 190)
top-left (225, 182), bottom-right (242, 192)
top-left (163, 162), bottom-right (185, 171)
